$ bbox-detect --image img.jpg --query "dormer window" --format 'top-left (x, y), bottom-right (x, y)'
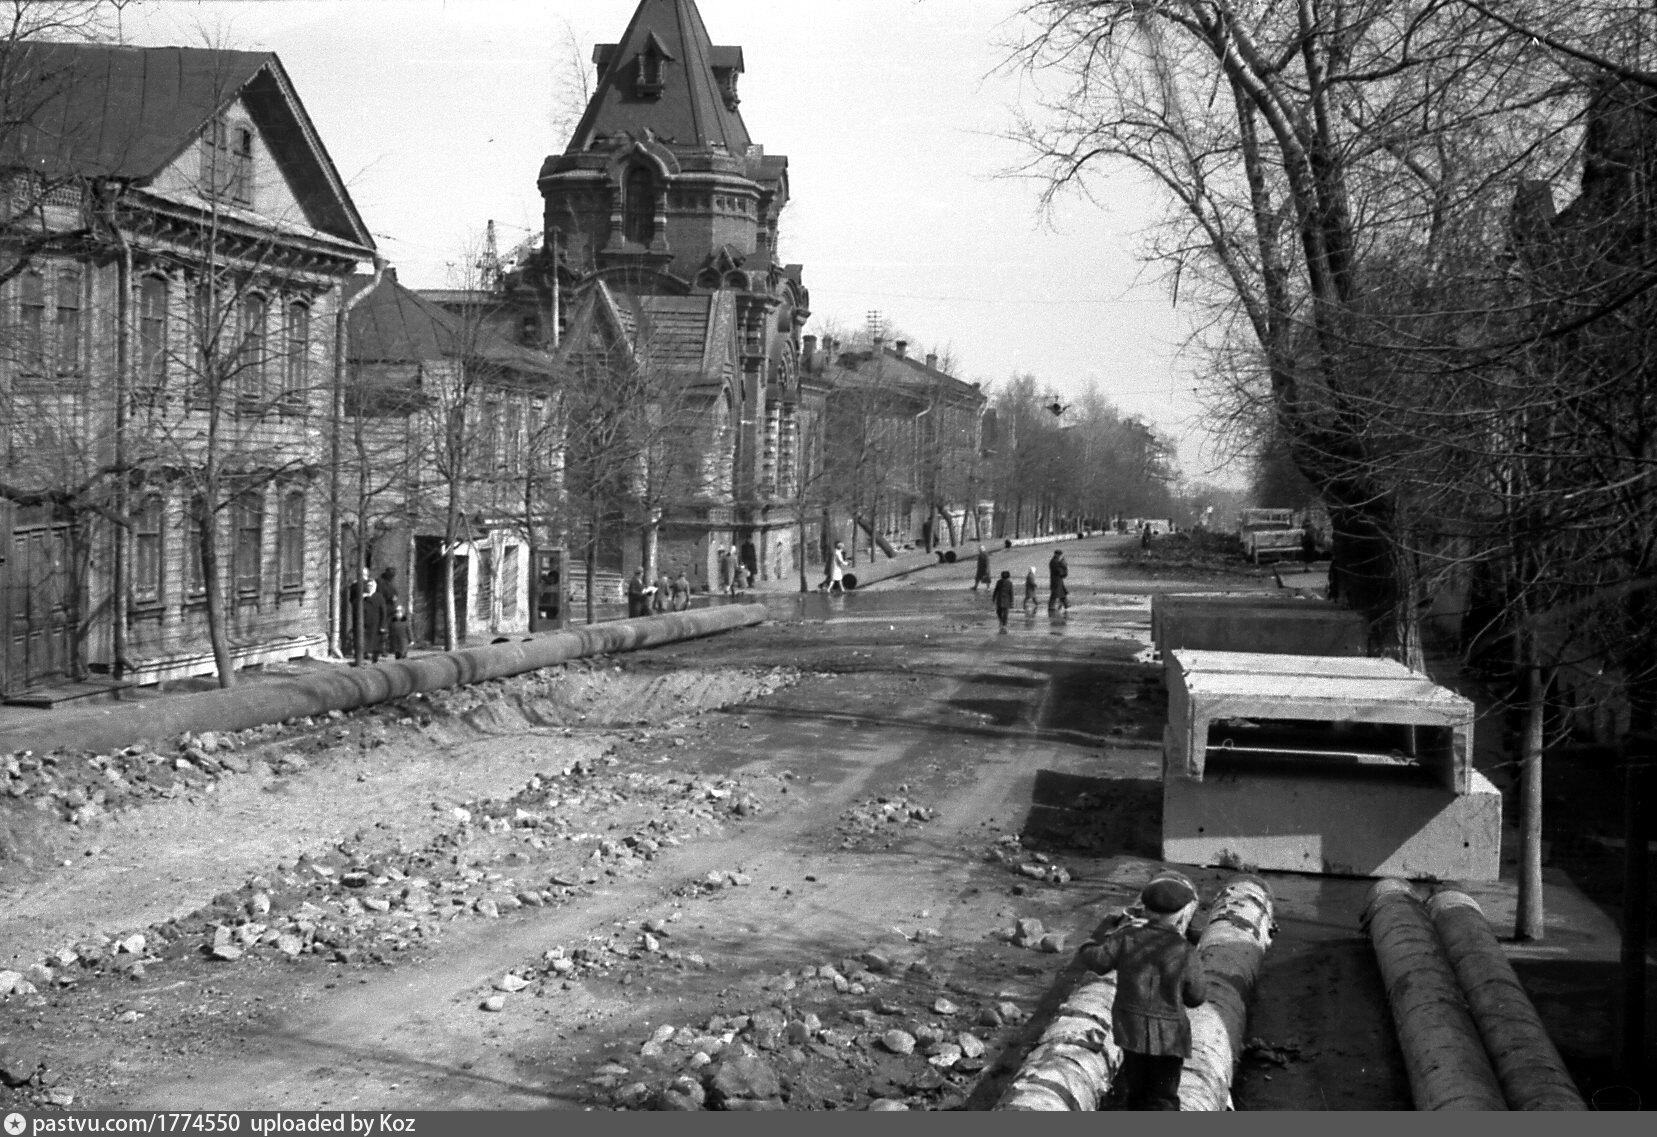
top-left (633, 32), bottom-right (673, 99)
top-left (636, 48), bottom-right (664, 97)
top-left (202, 116), bottom-right (254, 206)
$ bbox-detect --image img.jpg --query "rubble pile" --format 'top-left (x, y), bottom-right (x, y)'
top-left (574, 944), bottom-right (1028, 1111)
top-left (833, 792), bottom-right (937, 851)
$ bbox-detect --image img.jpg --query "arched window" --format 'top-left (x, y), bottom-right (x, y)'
top-left (18, 269), bottom-right (44, 374)
top-left (138, 276), bottom-right (168, 395)
top-left (132, 494), bottom-right (164, 606)
top-left (282, 301), bottom-right (309, 412)
top-left (55, 266), bottom-right (81, 377)
top-left (623, 166), bottom-right (654, 246)
top-left (277, 489), bottom-right (306, 591)
top-left (239, 294), bottom-right (267, 409)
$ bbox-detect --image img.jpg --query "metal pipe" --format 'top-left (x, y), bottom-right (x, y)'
top-left (1364, 878), bottom-right (1507, 1110)
top-left (0, 603), bottom-right (766, 757)
top-left (1179, 875), bottom-right (1275, 1111)
top-left (1426, 888), bottom-right (1585, 1110)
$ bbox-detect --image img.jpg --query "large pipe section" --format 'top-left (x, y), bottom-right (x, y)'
top-left (0, 605), bottom-right (768, 757)
top-left (996, 971), bottom-right (1124, 1110)
top-left (999, 873), bottom-right (1270, 1111)
top-left (1179, 874), bottom-right (1275, 1111)
top-left (1363, 878), bottom-right (1507, 1110)
top-left (1425, 889), bottom-right (1586, 1110)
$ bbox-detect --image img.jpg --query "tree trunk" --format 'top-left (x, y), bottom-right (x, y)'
top-left (643, 516), bottom-right (659, 582)
top-left (198, 504), bottom-right (235, 689)
top-left (584, 514), bottom-right (598, 626)
top-left (1516, 648), bottom-right (1546, 941)
top-left (796, 507), bottom-right (810, 593)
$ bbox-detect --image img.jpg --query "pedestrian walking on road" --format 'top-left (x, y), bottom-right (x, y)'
top-left (825, 540), bottom-right (848, 594)
top-left (1079, 874), bottom-right (1208, 1110)
top-left (973, 544), bottom-right (992, 590)
top-left (992, 570), bottom-right (1015, 632)
top-left (1023, 566), bottom-right (1039, 615)
top-left (1048, 548), bottom-right (1069, 614)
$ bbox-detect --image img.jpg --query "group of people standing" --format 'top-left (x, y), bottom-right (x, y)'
top-left (345, 566), bottom-right (410, 664)
top-left (717, 546), bottom-right (754, 595)
top-left (986, 546), bottom-right (1070, 631)
top-left (627, 566), bottom-right (693, 617)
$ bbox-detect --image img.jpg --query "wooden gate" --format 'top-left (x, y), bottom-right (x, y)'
top-left (2, 507), bottom-right (76, 695)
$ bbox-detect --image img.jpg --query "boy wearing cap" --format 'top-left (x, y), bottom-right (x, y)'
top-left (1079, 874), bottom-right (1208, 1109)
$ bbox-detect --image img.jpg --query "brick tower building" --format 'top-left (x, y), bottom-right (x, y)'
top-left (539, 0), bottom-right (820, 591)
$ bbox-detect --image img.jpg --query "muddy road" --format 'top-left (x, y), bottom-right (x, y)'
top-left (0, 534), bottom-right (1579, 1110)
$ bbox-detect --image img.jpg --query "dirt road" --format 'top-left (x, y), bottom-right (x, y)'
top-left (0, 535), bottom-right (1619, 1110)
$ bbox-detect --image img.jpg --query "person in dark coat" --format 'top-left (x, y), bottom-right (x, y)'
top-left (1048, 548), bottom-right (1069, 614)
top-left (651, 569), bottom-right (670, 613)
top-left (992, 570), bottom-right (1015, 632)
top-left (377, 566), bottom-right (400, 614)
top-left (1079, 874), bottom-right (1208, 1110)
top-left (357, 578), bottom-right (387, 663)
top-left (973, 544), bottom-right (992, 590)
top-left (386, 600), bottom-right (411, 659)
top-left (670, 569), bottom-right (691, 612)
top-left (626, 569), bottom-right (650, 617)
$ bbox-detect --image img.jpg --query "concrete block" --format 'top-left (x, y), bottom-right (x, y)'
top-left (1167, 651), bottom-right (1475, 794)
top-left (1161, 765), bottom-right (1502, 881)
top-left (1152, 594), bottom-right (1365, 660)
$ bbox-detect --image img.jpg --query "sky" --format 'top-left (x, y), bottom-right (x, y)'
top-left (115, 0), bottom-right (1235, 484)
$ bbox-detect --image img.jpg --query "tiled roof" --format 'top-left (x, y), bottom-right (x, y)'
top-left (566, 0), bottom-right (750, 155)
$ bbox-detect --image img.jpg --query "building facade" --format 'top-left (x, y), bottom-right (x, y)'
top-left (537, 0), bottom-right (816, 589)
top-left (0, 44), bottom-right (373, 695)
top-left (342, 269), bottom-right (556, 647)
top-left (809, 336), bottom-right (989, 559)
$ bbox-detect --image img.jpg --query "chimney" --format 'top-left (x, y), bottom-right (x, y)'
top-left (895, 340), bottom-right (908, 358)
top-left (802, 334), bottom-right (817, 371)
top-left (925, 352), bottom-right (937, 370)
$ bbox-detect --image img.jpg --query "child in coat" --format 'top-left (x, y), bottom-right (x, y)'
top-left (992, 570), bottom-right (1015, 632)
top-left (1078, 873), bottom-right (1208, 1109)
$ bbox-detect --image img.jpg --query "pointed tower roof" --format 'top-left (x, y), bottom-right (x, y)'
top-left (564, 0), bottom-right (750, 155)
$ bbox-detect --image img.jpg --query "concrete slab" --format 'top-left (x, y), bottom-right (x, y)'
top-left (1168, 650), bottom-right (1475, 794)
top-left (1152, 593), bottom-right (1365, 661)
top-left (1161, 765), bottom-right (1503, 881)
